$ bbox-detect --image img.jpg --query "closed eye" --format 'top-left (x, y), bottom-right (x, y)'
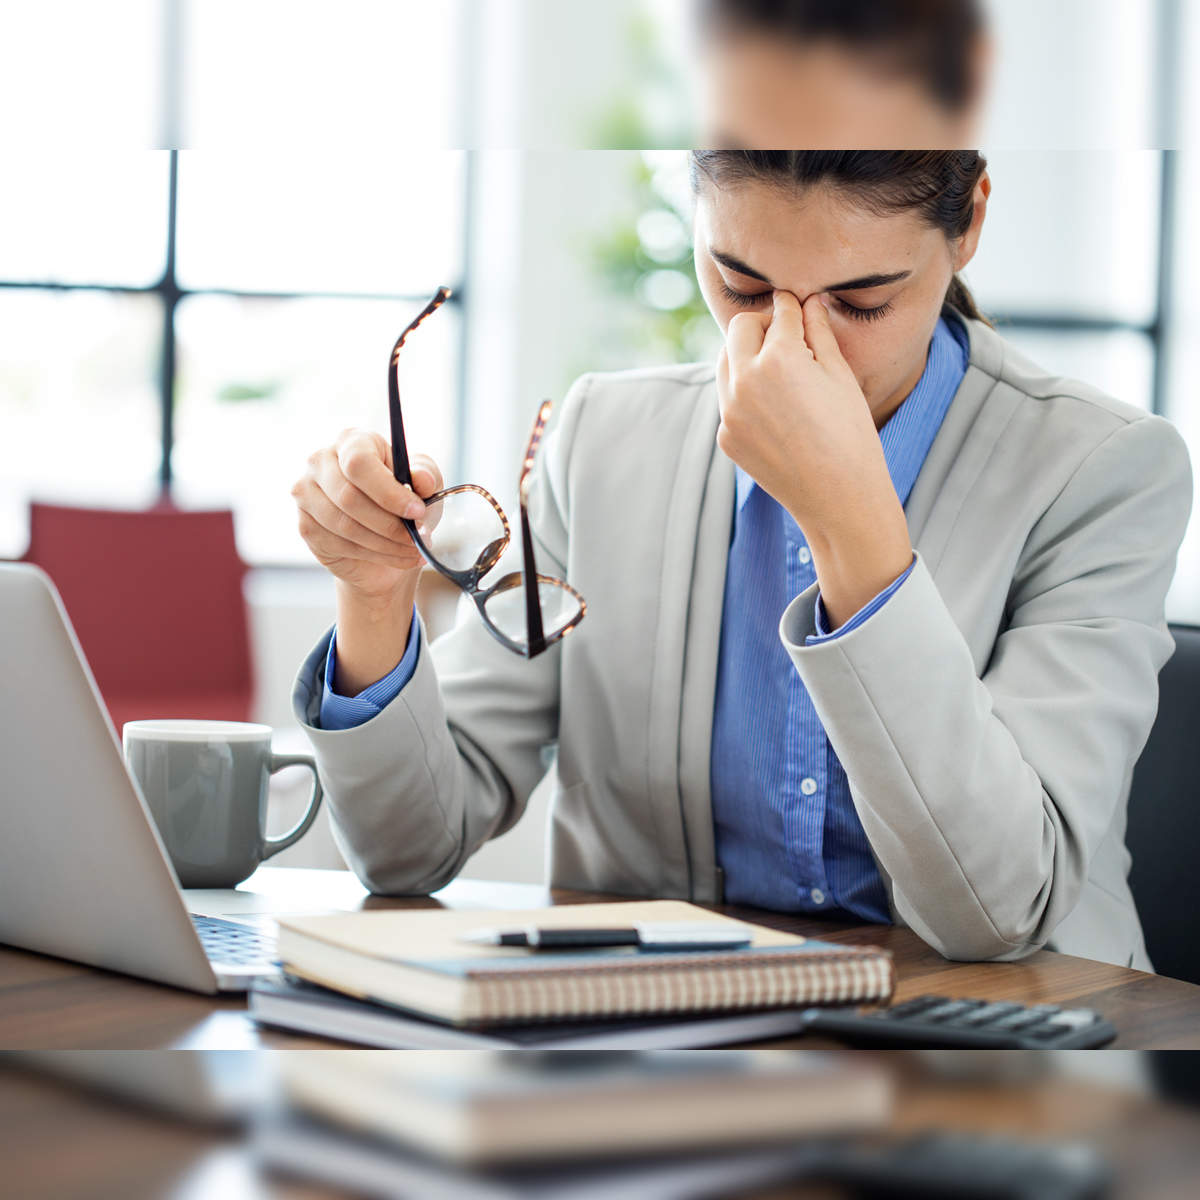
top-left (721, 283), bottom-right (895, 323)
top-left (720, 284), bottom-right (770, 308)
top-left (835, 298), bottom-right (894, 323)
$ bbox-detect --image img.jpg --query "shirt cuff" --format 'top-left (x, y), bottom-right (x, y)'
top-left (318, 610), bottom-right (421, 730)
top-left (808, 556), bottom-right (916, 645)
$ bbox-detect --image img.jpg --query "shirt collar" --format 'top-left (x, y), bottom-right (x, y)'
top-left (734, 311), bottom-right (969, 514)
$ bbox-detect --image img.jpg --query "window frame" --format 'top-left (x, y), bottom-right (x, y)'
top-left (0, 148), bottom-right (472, 535)
top-left (974, 149), bottom-right (1172, 418)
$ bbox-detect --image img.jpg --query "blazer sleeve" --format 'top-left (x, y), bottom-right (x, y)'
top-left (290, 376), bottom-right (590, 894)
top-left (778, 413), bottom-right (1194, 961)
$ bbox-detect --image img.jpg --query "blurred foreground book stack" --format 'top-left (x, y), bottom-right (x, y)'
top-left (254, 1049), bottom-right (894, 1199)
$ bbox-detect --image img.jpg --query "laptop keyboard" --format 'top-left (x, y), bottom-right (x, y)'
top-left (191, 914), bottom-right (277, 966)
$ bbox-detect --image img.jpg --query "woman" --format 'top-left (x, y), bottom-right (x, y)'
top-left (290, 151), bottom-right (1191, 969)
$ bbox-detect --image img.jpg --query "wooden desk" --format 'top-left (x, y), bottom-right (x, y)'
top-left (2, 867), bottom-right (1199, 1049)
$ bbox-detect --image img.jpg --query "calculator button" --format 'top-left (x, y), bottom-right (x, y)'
top-left (990, 1011), bottom-right (1049, 1031)
top-left (954, 1002), bottom-right (1023, 1026)
top-left (880, 996), bottom-right (947, 1019)
top-left (1027, 1023), bottom-right (1067, 1039)
top-left (918, 1000), bottom-right (979, 1023)
top-left (1044, 1009), bottom-right (1099, 1029)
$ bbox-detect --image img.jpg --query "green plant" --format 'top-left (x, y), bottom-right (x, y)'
top-left (216, 380), bottom-right (280, 403)
top-left (588, 153), bottom-right (719, 367)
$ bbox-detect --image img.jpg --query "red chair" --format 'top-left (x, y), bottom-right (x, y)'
top-left (22, 501), bottom-right (255, 735)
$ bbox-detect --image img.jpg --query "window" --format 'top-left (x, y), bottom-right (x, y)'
top-left (169, 152), bottom-right (466, 562)
top-left (965, 149), bottom-right (1162, 417)
top-left (0, 151), bottom-right (468, 564)
top-left (0, 153), bottom-right (171, 555)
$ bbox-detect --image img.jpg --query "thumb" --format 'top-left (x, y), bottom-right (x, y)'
top-left (716, 344), bottom-right (730, 407)
top-left (409, 455), bottom-right (444, 499)
top-left (802, 293), bottom-right (846, 366)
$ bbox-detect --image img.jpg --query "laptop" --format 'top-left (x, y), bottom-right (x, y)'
top-left (0, 562), bottom-right (277, 992)
top-left (0, 1049), bottom-right (272, 1125)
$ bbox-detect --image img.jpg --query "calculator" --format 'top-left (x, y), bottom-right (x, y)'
top-left (800, 994), bottom-right (1117, 1048)
top-left (811, 1131), bottom-right (1112, 1199)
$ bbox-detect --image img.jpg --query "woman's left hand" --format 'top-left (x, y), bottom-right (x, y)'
top-left (716, 289), bottom-right (913, 626)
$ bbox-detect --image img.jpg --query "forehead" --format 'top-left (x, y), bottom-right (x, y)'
top-left (697, 177), bottom-right (938, 285)
top-left (698, 36), bottom-right (975, 148)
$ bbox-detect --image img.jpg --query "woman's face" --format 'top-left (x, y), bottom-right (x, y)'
top-left (694, 175), bottom-right (986, 426)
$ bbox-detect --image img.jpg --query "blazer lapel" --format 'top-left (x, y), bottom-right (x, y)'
top-left (644, 379), bottom-right (733, 903)
top-left (905, 316), bottom-right (1008, 559)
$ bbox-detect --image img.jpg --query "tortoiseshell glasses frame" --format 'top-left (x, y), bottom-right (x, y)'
top-left (387, 287), bottom-right (587, 658)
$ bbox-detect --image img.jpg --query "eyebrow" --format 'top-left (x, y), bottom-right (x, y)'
top-left (709, 248), bottom-right (911, 293)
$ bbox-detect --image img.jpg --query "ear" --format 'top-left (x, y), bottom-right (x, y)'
top-left (952, 171), bottom-right (990, 273)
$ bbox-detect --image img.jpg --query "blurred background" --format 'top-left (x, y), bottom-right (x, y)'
top-left (2, 0), bottom-right (1199, 879)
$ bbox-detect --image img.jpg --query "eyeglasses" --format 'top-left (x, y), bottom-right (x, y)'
top-left (387, 287), bottom-right (587, 658)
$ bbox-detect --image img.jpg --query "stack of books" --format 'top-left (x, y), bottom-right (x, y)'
top-left (253, 1049), bottom-right (895, 1198)
top-left (250, 899), bottom-right (893, 1050)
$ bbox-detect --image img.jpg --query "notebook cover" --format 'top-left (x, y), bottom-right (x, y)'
top-left (278, 900), bottom-right (806, 967)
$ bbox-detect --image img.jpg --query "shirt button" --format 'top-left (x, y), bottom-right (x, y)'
top-left (797, 546), bottom-right (812, 565)
top-left (810, 888), bottom-right (826, 905)
top-left (800, 777), bottom-right (817, 795)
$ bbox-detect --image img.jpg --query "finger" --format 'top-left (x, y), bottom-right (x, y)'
top-left (307, 528), bottom-right (421, 571)
top-left (801, 293), bottom-right (845, 366)
top-left (409, 453), bottom-right (445, 499)
top-left (296, 503), bottom-right (421, 570)
top-left (336, 432), bottom-right (426, 519)
top-left (764, 289), bottom-right (807, 352)
top-left (725, 309), bottom-right (769, 368)
top-left (716, 344), bottom-right (730, 404)
top-left (315, 450), bottom-right (421, 540)
top-left (297, 476), bottom-right (416, 560)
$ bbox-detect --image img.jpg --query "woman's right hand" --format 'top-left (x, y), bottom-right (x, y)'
top-left (291, 428), bottom-right (444, 601)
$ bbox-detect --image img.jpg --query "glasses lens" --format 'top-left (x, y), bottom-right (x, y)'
top-left (483, 578), bottom-right (583, 647)
top-left (417, 490), bottom-right (506, 575)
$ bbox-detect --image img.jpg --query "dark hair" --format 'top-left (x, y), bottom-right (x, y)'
top-left (698, 0), bottom-right (987, 111)
top-left (690, 150), bottom-right (990, 325)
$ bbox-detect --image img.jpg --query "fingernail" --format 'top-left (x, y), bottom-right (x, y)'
top-left (405, 501), bottom-right (425, 519)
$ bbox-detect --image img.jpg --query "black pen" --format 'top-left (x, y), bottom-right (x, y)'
top-left (459, 922), bottom-right (754, 951)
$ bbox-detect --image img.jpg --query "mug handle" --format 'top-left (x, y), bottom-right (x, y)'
top-left (262, 753), bottom-right (325, 858)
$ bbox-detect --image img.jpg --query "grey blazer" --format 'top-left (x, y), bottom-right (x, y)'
top-left (294, 313), bottom-right (1193, 970)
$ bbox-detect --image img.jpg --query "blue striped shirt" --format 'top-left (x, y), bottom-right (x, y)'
top-left (320, 621), bottom-right (421, 729)
top-left (709, 314), bottom-right (969, 921)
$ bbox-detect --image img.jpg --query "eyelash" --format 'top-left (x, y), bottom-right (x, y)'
top-left (719, 284), bottom-right (894, 323)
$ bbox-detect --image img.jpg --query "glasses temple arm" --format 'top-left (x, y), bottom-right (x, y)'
top-left (388, 286), bottom-right (451, 491)
top-left (388, 357), bottom-right (414, 489)
top-left (519, 504), bottom-right (547, 658)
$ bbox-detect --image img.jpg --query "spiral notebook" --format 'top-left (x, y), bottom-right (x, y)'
top-left (273, 900), bottom-right (893, 1028)
top-left (250, 975), bottom-right (846, 1049)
